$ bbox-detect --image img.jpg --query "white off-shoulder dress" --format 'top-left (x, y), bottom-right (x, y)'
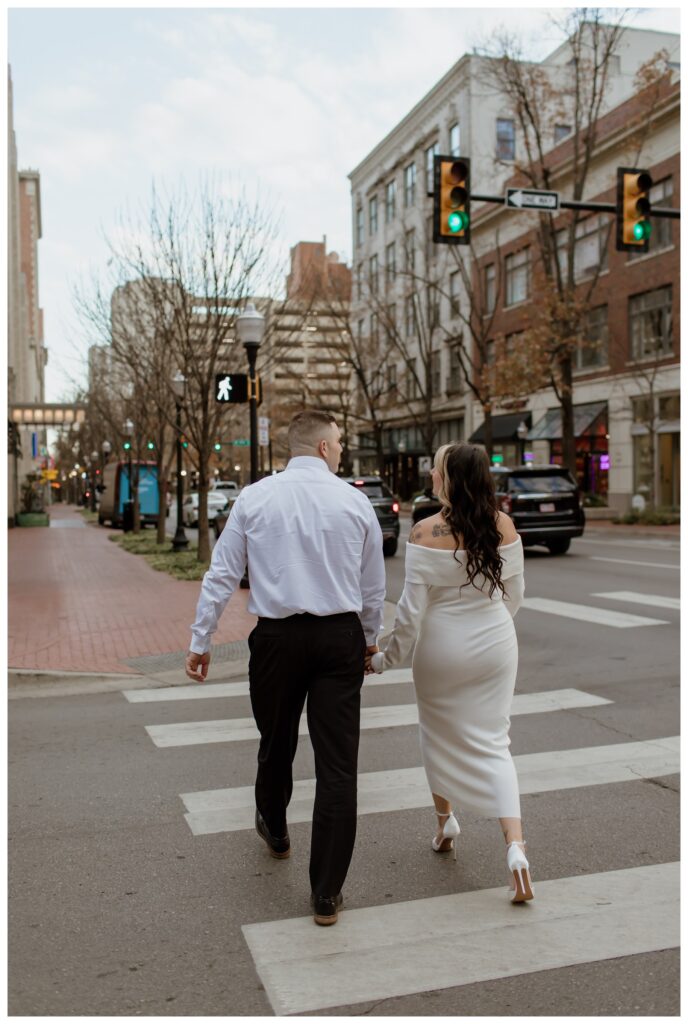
top-left (371, 538), bottom-right (525, 819)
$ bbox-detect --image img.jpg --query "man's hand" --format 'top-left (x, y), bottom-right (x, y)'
top-left (186, 650), bottom-right (210, 682)
top-left (364, 644), bottom-right (379, 676)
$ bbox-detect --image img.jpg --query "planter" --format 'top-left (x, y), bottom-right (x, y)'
top-left (16, 512), bottom-right (50, 527)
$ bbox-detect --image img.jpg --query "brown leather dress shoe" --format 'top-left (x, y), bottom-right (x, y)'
top-left (255, 810), bottom-right (290, 859)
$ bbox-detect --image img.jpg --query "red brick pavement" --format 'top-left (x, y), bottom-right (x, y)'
top-left (8, 504), bottom-right (256, 674)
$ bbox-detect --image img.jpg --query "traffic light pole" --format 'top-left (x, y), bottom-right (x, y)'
top-left (172, 399), bottom-right (189, 551)
top-left (469, 193), bottom-right (680, 217)
top-left (245, 345), bottom-right (259, 484)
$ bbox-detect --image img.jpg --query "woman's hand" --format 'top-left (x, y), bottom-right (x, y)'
top-left (364, 644), bottom-right (379, 675)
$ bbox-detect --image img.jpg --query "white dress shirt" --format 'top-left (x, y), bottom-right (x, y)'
top-left (190, 457), bottom-right (386, 654)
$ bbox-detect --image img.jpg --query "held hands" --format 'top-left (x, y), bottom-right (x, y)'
top-left (364, 645), bottom-right (379, 676)
top-left (186, 650), bottom-right (211, 683)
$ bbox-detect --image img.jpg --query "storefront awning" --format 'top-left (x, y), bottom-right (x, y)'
top-left (469, 412), bottom-right (532, 445)
top-left (527, 402), bottom-right (607, 442)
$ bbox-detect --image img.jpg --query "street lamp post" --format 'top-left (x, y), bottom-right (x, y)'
top-left (123, 418), bottom-right (134, 531)
top-left (171, 371), bottom-right (189, 551)
top-left (235, 302), bottom-right (265, 484)
top-left (90, 450), bottom-right (99, 511)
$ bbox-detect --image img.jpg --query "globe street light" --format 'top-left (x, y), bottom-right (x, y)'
top-left (171, 371), bottom-right (189, 551)
top-left (235, 302), bottom-right (265, 484)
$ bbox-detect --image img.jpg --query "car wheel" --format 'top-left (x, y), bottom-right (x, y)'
top-left (383, 537), bottom-right (398, 557)
top-left (547, 538), bottom-right (571, 555)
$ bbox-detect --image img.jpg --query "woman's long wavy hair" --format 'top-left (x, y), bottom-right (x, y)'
top-left (434, 441), bottom-right (504, 598)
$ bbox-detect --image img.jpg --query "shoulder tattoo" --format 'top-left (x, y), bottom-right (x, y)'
top-left (409, 523), bottom-right (421, 545)
top-left (431, 522), bottom-right (453, 537)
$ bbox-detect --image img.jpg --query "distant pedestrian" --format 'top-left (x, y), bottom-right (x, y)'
top-left (187, 410), bottom-right (386, 925)
top-left (369, 441), bottom-right (533, 902)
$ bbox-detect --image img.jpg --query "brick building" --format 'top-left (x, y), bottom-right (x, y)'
top-left (470, 76), bottom-right (679, 511)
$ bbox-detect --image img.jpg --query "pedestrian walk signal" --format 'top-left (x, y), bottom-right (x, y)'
top-left (434, 156), bottom-right (470, 245)
top-left (215, 373), bottom-right (249, 403)
top-left (616, 167), bottom-right (652, 252)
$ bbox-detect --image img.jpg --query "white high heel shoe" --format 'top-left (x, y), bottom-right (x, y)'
top-left (432, 812), bottom-right (461, 861)
top-left (506, 840), bottom-right (534, 902)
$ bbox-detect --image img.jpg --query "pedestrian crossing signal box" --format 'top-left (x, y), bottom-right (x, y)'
top-left (215, 373), bottom-right (262, 404)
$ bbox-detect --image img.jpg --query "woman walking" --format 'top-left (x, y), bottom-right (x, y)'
top-left (369, 441), bottom-right (533, 902)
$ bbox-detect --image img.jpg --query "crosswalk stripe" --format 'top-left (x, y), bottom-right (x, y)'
top-left (181, 735), bottom-right (676, 835)
top-left (145, 688), bottom-right (611, 749)
top-left (592, 590), bottom-right (680, 611)
top-left (242, 861), bottom-right (679, 1015)
top-left (123, 668), bottom-right (414, 703)
top-left (590, 556), bottom-right (679, 571)
top-left (521, 596), bottom-right (669, 628)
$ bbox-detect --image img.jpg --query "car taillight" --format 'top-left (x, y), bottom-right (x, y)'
top-left (354, 479), bottom-right (365, 486)
top-left (392, 501), bottom-right (400, 514)
top-left (500, 495), bottom-right (512, 514)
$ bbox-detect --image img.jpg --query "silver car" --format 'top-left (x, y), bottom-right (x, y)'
top-left (182, 491), bottom-right (229, 528)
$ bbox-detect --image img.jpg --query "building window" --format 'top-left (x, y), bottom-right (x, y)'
top-left (356, 206), bottom-right (364, 247)
top-left (370, 311), bottom-right (379, 342)
top-left (449, 122), bottom-right (460, 157)
top-left (427, 286), bottom-right (440, 330)
top-left (576, 305), bottom-right (608, 370)
top-left (386, 303), bottom-right (396, 340)
top-left (659, 393), bottom-right (680, 421)
top-left (425, 142), bottom-right (438, 192)
top-left (385, 179), bottom-right (396, 223)
top-left (405, 295), bottom-right (416, 337)
top-left (387, 362), bottom-right (397, 395)
top-left (557, 215), bottom-right (609, 282)
top-left (369, 195), bottom-right (378, 236)
top-left (356, 263), bottom-right (363, 301)
top-left (554, 124), bottom-right (572, 143)
top-left (449, 271), bottom-right (460, 317)
top-left (357, 318), bottom-right (365, 341)
top-left (430, 350), bottom-right (442, 394)
top-left (369, 254), bottom-right (379, 295)
top-left (485, 339), bottom-right (496, 366)
top-left (405, 230), bottom-right (416, 273)
top-left (385, 242), bottom-right (396, 285)
top-left (484, 263), bottom-right (496, 313)
top-left (407, 357), bottom-right (419, 399)
top-left (629, 177), bottom-right (674, 259)
top-left (629, 286), bottom-right (673, 360)
top-left (447, 344), bottom-right (463, 392)
top-left (505, 248), bottom-right (530, 306)
top-left (404, 162), bottom-right (417, 207)
top-left (496, 118), bottom-right (515, 160)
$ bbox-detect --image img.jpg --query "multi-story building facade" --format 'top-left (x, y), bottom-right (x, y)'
top-left (470, 76), bottom-right (679, 512)
top-left (8, 67), bottom-right (48, 524)
top-left (348, 24), bottom-right (679, 499)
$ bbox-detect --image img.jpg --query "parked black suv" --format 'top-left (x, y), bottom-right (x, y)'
top-left (411, 466), bottom-right (585, 555)
top-left (342, 476), bottom-right (401, 557)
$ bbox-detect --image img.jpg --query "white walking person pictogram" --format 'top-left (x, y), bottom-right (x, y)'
top-left (217, 376), bottom-right (232, 402)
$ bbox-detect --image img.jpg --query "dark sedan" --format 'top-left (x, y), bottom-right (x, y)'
top-left (411, 465), bottom-right (585, 555)
top-left (342, 476), bottom-right (401, 557)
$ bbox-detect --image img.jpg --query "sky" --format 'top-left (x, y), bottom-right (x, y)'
top-left (8, 4), bottom-right (681, 402)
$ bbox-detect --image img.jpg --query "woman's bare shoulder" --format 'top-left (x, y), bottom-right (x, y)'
top-left (409, 513), bottom-right (457, 550)
top-left (497, 511), bottom-right (519, 545)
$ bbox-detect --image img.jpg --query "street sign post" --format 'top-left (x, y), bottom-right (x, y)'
top-left (506, 188), bottom-right (560, 211)
top-left (258, 416), bottom-right (270, 447)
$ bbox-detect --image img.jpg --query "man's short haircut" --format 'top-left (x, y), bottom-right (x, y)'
top-left (288, 410), bottom-right (337, 452)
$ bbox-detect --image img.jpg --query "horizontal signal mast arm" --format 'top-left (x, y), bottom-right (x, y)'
top-left (470, 193), bottom-right (679, 218)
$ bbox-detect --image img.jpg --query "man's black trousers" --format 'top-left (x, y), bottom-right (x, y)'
top-left (248, 611), bottom-right (366, 898)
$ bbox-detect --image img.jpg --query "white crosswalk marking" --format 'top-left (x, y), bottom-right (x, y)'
top-left (181, 736), bottom-right (677, 836)
top-left (521, 596), bottom-right (669, 628)
top-left (144, 688), bottom-right (611, 748)
top-left (592, 591), bottom-right (679, 611)
top-left (590, 556), bottom-right (679, 571)
top-left (123, 668), bottom-right (415, 703)
top-left (242, 862), bottom-right (679, 1015)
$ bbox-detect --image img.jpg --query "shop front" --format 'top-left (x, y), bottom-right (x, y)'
top-left (527, 401), bottom-right (609, 500)
top-left (355, 417), bottom-right (465, 500)
top-left (468, 412), bottom-right (533, 467)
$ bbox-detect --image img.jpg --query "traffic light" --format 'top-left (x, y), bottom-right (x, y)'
top-left (181, 436), bottom-right (189, 449)
top-left (146, 441), bottom-right (155, 451)
top-left (214, 441), bottom-right (222, 452)
top-left (215, 373), bottom-right (249, 403)
top-left (433, 156), bottom-right (470, 245)
top-left (123, 440), bottom-right (132, 451)
top-left (616, 167), bottom-right (652, 252)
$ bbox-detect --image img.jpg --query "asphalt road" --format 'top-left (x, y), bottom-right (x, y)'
top-left (8, 526), bottom-right (679, 1015)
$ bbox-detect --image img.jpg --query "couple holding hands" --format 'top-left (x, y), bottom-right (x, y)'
top-left (186, 410), bottom-right (532, 927)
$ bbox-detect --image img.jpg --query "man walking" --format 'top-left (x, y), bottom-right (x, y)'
top-left (186, 410), bottom-right (386, 925)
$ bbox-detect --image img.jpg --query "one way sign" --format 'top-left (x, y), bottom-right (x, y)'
top-left (506, 188), bottom-right (560, 211)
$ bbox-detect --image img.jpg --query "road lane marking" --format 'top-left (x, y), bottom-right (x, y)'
top-left (124, 668), bottom-right (414, 703)
top-left (592, 591), bottom-right (679, 611)
top-left (242, 861), bottom-right (679, 1015)
top-left (181, 736), bottom-right (676, 835)
top-left (521, 597), bottom-right (669, 628)
top-left (590, 556), bottom-right (679, 571)
top-left (574, 537), bottom-right (679, 550)
top-left (145, 688), bottom-right (611, 749)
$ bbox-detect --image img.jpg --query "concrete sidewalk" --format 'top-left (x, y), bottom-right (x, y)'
top-left (8, 504), bottom-right (256, 677)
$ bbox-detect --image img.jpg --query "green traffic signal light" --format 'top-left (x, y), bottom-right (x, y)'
top-left (123, 441), bottom-right (131, 451)
top-left (447, 210), bottom-right (469, 233)
top-left (214, 442), bottom-right (222, 452)
top-left (146, 441), bottom-right (155, 450)
top-left (633, 220), bottom-right (652, 241)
